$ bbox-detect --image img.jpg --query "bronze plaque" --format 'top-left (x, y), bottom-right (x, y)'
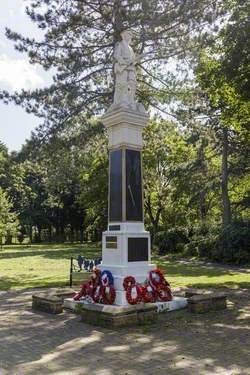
top-left (106, 236), bottom-right (117, 249)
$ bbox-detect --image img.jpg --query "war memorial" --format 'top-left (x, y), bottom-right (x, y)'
top-left (62, 30), bottom-right (187, 326)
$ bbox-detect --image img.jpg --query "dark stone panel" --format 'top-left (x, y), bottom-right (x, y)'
top-left (109, 225), bottom-right (121, 231)
top-left (128, 237), bottom-right (148, 262)
top-left (106, 236), bottom-right (117, 242)
top-left (126, 149), bottom-right (143, 221)
top-left (109, 149), bottom-right (123, 222)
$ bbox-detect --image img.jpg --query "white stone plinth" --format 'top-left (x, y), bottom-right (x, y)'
top-left (102, 108), bottom-right (149, 149)
top-left (101, 221), bottom-right (155, 305)
top-left (101, 108), bottom-right (152, 306)
top-left (156, 297), bottom-right (188, 313)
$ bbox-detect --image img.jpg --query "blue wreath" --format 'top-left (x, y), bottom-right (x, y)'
top-left (101, 270), bottom-right (114, 286)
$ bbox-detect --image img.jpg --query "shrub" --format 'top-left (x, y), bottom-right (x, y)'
top-left (155, 221), bottom-right (250, 264)
top-left (154, 228), bottom-right (189, 255)
top-left (187, 221), bottom-right (250, 264)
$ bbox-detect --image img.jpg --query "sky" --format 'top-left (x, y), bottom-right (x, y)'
top-left (0, 0), bottom-right (51, 152)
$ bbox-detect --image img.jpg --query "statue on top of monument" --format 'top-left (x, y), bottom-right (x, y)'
top-left (109, 29), bottom-right (146, 113)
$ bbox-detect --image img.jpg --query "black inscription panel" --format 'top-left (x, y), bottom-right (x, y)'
top-left (109, 225), bottom-right (121, 231)
top-left (106, 236), bottom-right (117, 249)
top-left (128, 237), bottom-right (148, 262)
top-left (109, 149), bottom-right (122, 221)
top-left (126, 149), bottom-right (143, 221)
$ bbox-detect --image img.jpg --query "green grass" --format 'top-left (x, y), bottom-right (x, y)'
top-left (0, 243), bottom-right (101, 290)
top-left (0, 243), bottom-right (249, 291)
top-left (153, 256), bottom-right (250, 290)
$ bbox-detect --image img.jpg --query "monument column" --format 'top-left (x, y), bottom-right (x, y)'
top-left (100, 109), bottom-right (155, 305)
top-left (99, 29), bottom-right (155, 305)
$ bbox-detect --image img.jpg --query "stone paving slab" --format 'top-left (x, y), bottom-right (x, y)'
top-left (0, 287), bottom-right (249, 375)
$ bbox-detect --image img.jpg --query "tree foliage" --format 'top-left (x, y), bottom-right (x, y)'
top-left (0, 188), bottom-right (19, 246)
top-left (0, 1), bottom-right (249, 263)
top-left (0, 0), bottom-right (228, 137)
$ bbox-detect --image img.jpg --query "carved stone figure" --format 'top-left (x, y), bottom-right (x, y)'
top-left (109, 29), bottom-right (145, 113)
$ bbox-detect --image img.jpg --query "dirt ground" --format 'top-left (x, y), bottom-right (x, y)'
top-left (0, 287), bottom-right (249, 375)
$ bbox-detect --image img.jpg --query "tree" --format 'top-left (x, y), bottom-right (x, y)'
top-left (220, 0), bottom-right (250, 102)
top-left (196, 50), bottom-right (250, 226)
top-left (0, 0), bottom-right (228, 138)
top-left (143, 119), bottom-right (193, 239)
top-left (0, 142), bottom-right (10, 189)
top-left (0, 188), bottom-right (19, 247)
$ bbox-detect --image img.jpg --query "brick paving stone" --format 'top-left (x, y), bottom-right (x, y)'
top-left (0, 288), bottom-right (250, 375)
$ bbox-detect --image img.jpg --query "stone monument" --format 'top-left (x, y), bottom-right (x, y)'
top-left (99, 29), bottom-right (155, 305)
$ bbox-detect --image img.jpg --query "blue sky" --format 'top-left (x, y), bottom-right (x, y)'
top-left (0, 0), bottom-right (51, 151)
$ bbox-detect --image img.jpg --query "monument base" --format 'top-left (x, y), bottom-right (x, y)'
top-left (98, 263), bottom-right (155, 305)
top-left (64, 296), bottom-right (188, 327)
top-left (101, 222), bottom-right (156, 305)
top-left (76, 302), bottom-right (158, 328)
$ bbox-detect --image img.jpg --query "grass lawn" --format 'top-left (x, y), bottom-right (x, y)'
top-left (0, 243), bottom-right (249, 291)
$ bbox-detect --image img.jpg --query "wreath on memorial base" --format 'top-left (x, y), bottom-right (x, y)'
top-left (157, 285), bottom-right (172, 302)
top-left (149, 269), bottom-right (169, 288)
top-left (73, 281), bottom-right (90, 301)
top-left (92, 285), bottom-right (102, 303)
top-left (141, 284), bottom-right (157, 303)
top-left (101, 285), bottom-right (116, 305)
top-left (74, 268), bottom-right (116, 305)
top-left (101, 270), bottom-right (114, 286)
top-left (126, 284), bottom-right (142, 305)
top-left (123, 276), bottom-right (136, 290)
top-left (123, 268), bottom-right (172, 304)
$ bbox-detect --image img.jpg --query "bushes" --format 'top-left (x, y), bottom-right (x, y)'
top-left (155, 221), bottom-right (250, 264)
top-left (154, 228), bottom-right (189, 255)
top-left (205, 222), bottom-right (250, 264)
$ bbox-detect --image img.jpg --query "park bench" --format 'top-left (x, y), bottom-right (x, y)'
top-left (69, 255), bottom-right (102, 287)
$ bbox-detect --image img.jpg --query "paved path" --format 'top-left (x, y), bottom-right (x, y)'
top-left (0, 288), bottom-right (250, 375)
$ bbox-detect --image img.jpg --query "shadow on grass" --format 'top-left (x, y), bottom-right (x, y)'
top-left (156, 260), bottom-right (244, 278)
top-left (0, 275), bottom-right (69, 291)
top-left (185, 281), bottom-right (250, 289)
top-left (0, 245), bottom-right (101, 261)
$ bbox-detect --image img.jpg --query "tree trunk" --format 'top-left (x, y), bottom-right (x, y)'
top-left (48, 225), bottom-right (52, 242)
top-left (79, 228), bottom-right (84, 243)
top-left (60, 225), bottom-right (65, 242)
top-left (29, 224), bottom-right (33, 244)
top-left (5, 233), bottom-right (12, 245)
top-left (199, 190), bottom-right (207, 223)
top-left (221, 127), bottom-right (232, 225)
top-left (37, 225), bottom-right (42, 243)
top-left (198, 141), bottom-right (208, 223)
top-left (145, 195), bottom-right (162, 243)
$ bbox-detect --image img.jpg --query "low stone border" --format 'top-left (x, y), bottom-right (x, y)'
top-left (32, 288), bottom-right (76, 314)
top-left (76, 302), bottom-right (158, 328)
top-left (187, 293), bottom-right (227, 313)
top-left (185, 288), bottom-right (215, 298)
top-left (32, 293), bottom-right (63, 314)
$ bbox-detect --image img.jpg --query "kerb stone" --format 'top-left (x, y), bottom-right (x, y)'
top-left (77, 303), bottom-right (158, 327)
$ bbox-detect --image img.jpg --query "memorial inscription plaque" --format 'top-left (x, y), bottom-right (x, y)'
top-left (106, 236), bottom-right (118, 249)
top-left (109, 149), bottom-right (123, 222)
top-left (126, 149), bottom-right (143, 221)
top-left (128, 237), bottom-right (148, 261)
